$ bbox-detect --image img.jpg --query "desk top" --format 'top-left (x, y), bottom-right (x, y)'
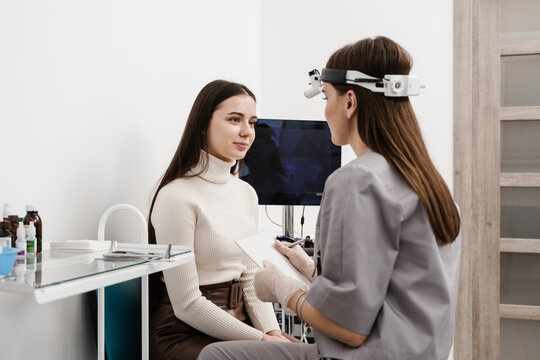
top-left (0, 243), bottom-right (193, 303)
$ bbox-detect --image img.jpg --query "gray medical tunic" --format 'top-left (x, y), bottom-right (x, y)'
top-left (306, 150), bottom-right (461, 360)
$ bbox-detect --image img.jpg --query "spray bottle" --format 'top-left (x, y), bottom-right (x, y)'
top-left (16, 222), bottom-right (26, 256)
top-left (26, 222), bottom-right (37, 255)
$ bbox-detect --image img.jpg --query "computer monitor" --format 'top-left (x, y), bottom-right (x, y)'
top-left (240, 119), bottom-right (341, 206)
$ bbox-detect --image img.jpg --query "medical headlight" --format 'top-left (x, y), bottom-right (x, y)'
top-left (304, 68), bottom-right (425, 98)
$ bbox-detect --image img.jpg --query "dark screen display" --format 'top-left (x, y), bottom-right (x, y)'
top-left (240, 119), bottom-right (341, 205)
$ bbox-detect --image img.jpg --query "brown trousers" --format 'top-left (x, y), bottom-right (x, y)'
top-left (149, 280), bottom-right (296, 360)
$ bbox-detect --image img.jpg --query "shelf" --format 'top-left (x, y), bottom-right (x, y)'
top-left (500, 238), bottom-right (540, 253)
top-left (501, 40), bottom-right (540, 56)
top-left (500, 304), bottom-right (540, 321)
top-left (500, 106), bottom-right (540, 121)
top-left (500, 173), bottom-right (540, 187)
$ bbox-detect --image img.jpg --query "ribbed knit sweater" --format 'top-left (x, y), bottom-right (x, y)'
top-left (151, 151), bottom-right (279, 340)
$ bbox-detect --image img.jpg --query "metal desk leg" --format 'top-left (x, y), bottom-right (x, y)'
top-left (142, 274), bottom-right (149, 360)
top-left (98, 287), bottom-right (105, 360)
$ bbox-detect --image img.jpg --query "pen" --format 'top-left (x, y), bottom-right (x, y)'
top-left (287, 236), bottom-right (310, 248)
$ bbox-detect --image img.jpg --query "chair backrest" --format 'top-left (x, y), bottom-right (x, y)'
top-left (104, 279), bottom-right (142, 360)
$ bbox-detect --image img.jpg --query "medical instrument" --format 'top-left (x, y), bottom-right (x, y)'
top-left (101, 241), bottom-right (172, 261)
top-left (304, 68), bottom-right (425, 98)
top-left (276, 235), bottom-right (295, 242)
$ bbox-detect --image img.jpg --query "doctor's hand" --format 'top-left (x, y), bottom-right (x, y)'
top-left (274, 240), bottom-right (316, 282)
top-left (254, 260), bottom-right (308, 315)
top-left (262, 330), bottom-right (290, 343)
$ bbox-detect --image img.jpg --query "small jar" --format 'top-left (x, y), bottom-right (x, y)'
top-left (0, 221), bottom-right (12, 248)
top-left (8, 215), bottom-right (19, 247)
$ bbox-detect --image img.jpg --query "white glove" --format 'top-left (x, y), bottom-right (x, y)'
top-left (254, 260), bottom-right (307, 315)
top-left (274, 240), bottom-right (316, 282)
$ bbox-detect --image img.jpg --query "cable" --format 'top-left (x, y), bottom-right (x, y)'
top-left (265, 205), bottom-right (281, 227)
top-left (300, 206), bottom-right (305, 239)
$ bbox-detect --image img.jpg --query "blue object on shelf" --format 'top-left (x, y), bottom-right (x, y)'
top-left (0, 247), bottom-right (18, 275)
top-left (100, 279), bottom-right (142, 360)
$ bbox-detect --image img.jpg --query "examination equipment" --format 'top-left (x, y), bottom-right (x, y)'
top-left (102, 241), bottom-right (172, 261)
top-left (304, 68), bottom-right (425, 98)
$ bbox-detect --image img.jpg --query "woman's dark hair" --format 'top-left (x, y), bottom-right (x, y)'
top-left (326, 36), bottom-right (460, 245)
top-left (147, 80), bottom-right (256, 245)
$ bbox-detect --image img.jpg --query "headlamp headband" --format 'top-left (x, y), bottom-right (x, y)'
top-left (304, 68), bottom-right (424, 98)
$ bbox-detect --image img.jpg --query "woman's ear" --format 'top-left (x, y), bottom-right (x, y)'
top-left (345, 90), bottom-right (357, 119)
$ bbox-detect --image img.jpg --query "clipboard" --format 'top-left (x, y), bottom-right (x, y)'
top-left (235, 232), bottom-right (312, 288)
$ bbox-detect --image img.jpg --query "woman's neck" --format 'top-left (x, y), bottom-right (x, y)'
top-left (349, 133), bottom-right (369, 158)
top-left (190, 150), bottom-right (236, 184)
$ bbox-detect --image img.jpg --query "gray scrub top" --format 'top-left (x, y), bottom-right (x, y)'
top-left (306, 150), bottom-right (461, 360)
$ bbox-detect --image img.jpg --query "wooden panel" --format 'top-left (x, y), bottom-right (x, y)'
top-left (500, 106), bottom-right (540, 120)
top-left (500, 304), bottom-right (540, 321)
top-left (500, 173), bottom-right (540, 187)
top-left (501, 40), bottom-right (540, 56)
top-left (454, 0), bottom-right (500, 359)
top-left (500, 238), bottom-right (540, 253)
top-left (454, 2), bottom-right (474, 357)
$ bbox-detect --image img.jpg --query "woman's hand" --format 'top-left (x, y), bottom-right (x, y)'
top-left (274, 240), bottom-right (316, 281)
top-left (262, 330), bottom-right (290, 342)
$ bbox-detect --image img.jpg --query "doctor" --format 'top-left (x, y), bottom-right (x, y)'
top-left (198, 36), bottom-right (461, 360)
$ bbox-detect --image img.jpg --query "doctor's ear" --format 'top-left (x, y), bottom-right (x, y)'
top-left (345, 90), bottom-right (357, 119)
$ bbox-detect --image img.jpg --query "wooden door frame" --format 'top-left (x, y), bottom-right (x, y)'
top-left (454, 0), bottom-right (500, 359)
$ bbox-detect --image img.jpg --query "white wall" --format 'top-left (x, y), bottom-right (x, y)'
top-left (0, 1), bottom-right (261, 359)
top-left (258, 0), bottom-right (454, 240)
top-left (0, 0), bottom-right (454, 358)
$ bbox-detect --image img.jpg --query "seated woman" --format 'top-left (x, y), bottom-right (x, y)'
top-left (147, 80), bottom-right (290, 360)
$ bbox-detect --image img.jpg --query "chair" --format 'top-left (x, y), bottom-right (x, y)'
top-left (96, 204), bottom-right (149, 360)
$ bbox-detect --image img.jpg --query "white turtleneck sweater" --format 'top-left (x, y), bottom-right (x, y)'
top-left (151, 151), bottom-right (279, 340)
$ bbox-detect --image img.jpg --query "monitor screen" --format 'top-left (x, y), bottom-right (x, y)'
top-left (240, 119), bottom-right (341, 206)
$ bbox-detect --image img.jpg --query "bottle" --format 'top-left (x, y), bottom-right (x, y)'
top-left (24, 205), bottom-right (42, 253)
top-left (16, 222), bottom-right (26, 256)
top-left (0, 221), bottom-right (12, 248)
top-left (14, 258), bottom-right (26, 283)
top-left (8, 215), bottom-right (19, 247)
top-left (26, 222), bottom-right (37, 254)
top-left (2, 202), bottom-right (13, 221)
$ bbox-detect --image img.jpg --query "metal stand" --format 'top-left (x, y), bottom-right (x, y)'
top-left (282, 205), bottom-right (294, 239)
top-left (281, 205), bottom-right (294, 333)
top-left (280, 205), bottom-right (309, 342)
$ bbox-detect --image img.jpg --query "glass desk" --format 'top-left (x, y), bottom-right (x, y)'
top-left (0, 243), bottom-right (194, 359)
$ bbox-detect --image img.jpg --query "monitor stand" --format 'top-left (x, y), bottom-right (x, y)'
top-left (282, 205), bottom-right (294, 239)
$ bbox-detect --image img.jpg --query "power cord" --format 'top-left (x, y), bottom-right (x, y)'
top-left (300, 206), bottom-right (305, 239)
top-left (265, 205), bottom-right (281, 227)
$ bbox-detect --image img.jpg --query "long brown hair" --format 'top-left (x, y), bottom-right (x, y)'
top-left (327, 36), bottom-right (460, 245)
top-left (147, 79), bottom-right (256, 245)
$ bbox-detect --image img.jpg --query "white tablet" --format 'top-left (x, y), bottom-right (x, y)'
top-left (235, 232), bottom-right (312, 288)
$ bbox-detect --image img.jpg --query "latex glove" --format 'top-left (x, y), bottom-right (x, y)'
top-left (254, 260), bottom-right (307, 314)
top-left (274, 240), bottom-right (316, 282)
